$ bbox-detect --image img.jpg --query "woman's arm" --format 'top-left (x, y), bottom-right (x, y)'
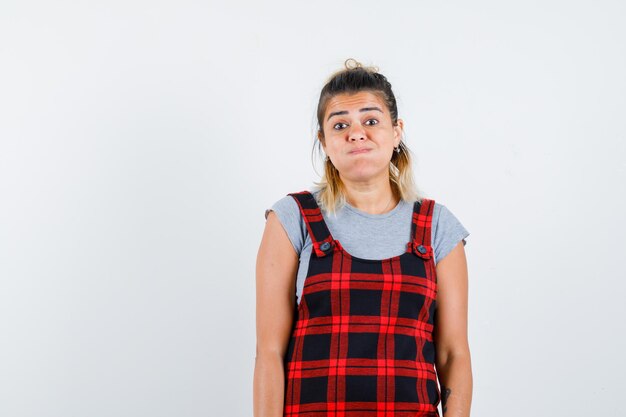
top-left (434, 240), bottom-right (473, 417)
top-left (254, 210), bottom-right (299, 417)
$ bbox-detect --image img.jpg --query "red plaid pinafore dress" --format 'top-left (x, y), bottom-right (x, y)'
top-left (283, 191), bottom-right (441, 417)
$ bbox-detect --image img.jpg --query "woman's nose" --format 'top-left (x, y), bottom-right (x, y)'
top-left (348, 123), bottom-right (366, 141)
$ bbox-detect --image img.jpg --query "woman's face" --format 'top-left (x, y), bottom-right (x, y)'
top-left (320, 91), bottom-right (404, 184)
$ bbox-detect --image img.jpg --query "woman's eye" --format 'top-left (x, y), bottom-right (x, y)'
top-left (332, 119), bottom-right (377, 130)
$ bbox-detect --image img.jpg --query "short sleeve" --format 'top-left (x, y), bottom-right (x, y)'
top-left (264, 195), bottom-right (307, 255)
top-left (432, 203), bottom-right (470, 265)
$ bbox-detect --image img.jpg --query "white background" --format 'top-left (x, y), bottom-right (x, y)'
top-left (1, 1), bottom-right (625, 416)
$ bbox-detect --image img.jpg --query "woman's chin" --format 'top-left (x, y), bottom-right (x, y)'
top-left (339, 167), bottom-right (388, 182)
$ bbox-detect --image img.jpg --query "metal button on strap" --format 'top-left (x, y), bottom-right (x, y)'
top-left (320, 241), bottom-right (331, 252)
top-left (417, 244), bottom-right (427, 254)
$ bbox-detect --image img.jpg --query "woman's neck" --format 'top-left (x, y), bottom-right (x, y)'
top-left (343, 187), bottom-right (398, 215)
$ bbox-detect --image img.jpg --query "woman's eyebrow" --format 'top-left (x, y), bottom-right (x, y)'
top-left (327, 106), bottom-right (383, 121)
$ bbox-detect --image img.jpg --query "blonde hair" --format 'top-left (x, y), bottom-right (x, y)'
top-left (311, 59), bottom-right (423, 215)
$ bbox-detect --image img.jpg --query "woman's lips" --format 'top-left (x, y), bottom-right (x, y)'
top-left (349, 149), bottom-right (371, 155)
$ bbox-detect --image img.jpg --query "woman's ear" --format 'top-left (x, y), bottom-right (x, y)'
top-left (318, 131), bottom-right (326, 150)
top-left (394, 119), bottom-right (404, 147)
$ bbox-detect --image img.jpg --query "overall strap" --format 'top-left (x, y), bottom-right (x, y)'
top-left (408, 198), bottom-right (436, 260)
top-left (288, 191), bottom-right (335, 258)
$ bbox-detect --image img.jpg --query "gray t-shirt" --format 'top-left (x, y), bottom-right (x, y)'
top-left (265, 189), bottom-right (470, 306)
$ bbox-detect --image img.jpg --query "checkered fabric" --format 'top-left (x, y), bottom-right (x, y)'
top-left (283, 191), bottom-right (440, 417)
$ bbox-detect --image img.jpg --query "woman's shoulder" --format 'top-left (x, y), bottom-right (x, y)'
top-left (429, 199), bottom-right (470, 264)
top-left (264, 191), bottom-right (311, 255)
top-left (265, 193), bottom-right (298, 220)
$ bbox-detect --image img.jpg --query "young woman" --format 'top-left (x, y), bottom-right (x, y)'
top-left (254, 59), bottom-right (472, 417)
